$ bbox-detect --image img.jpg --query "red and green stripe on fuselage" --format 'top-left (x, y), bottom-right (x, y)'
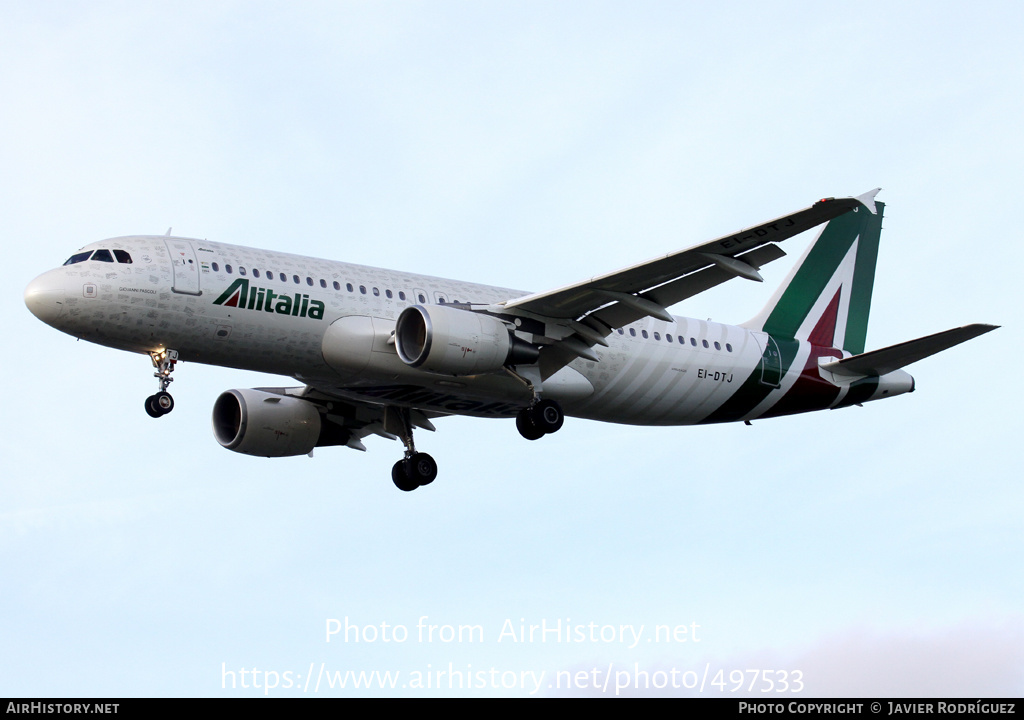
top-left (701, 196), bottom-right (891, 423)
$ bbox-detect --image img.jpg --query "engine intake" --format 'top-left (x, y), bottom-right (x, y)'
top-left (394, 304), bottom-right (539, 376)
top-left (212, 389), bottom-right (322, 457)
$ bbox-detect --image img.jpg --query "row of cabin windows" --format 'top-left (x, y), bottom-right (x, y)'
top-left (616, 326), bottom-right (733, 352)
top-left (64, 249), bottom-right (133, 265)
top-left (63, 252), bottom-right (727, 351)
top-left (210, 261), bottom-right (446, 305)
top-left (210, 260), bottom-right (728, 347)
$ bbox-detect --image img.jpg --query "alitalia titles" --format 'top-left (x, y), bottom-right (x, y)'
top-left (213, 278), bottom-right (325, 320)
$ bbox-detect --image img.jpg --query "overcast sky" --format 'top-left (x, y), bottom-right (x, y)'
top-left (2, 1), bottom-right (1022, 697)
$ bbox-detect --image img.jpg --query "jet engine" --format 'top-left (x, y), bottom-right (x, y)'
top-left (394, 304), bottom-right (539, 376)
top-left (212, 389), bottom-right (323, 457)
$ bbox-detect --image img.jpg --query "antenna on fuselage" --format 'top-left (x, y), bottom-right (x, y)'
top-left (164, 227), bottom-right (172, 236)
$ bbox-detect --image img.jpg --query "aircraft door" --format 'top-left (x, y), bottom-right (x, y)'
top-left (164, 238), bottom-right (202, 295)
top-left (751, 332), bottom-right (782, 388)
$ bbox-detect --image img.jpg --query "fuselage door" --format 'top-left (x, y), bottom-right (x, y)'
top-left (164, 238), bottom-right (202, 295)
top-left (759, 334), bottom-right (783, 388)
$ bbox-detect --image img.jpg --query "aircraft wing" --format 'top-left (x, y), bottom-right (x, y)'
top-left (497, 190), bottom-right (880, 374)
top-left (503, 191), bottom-right (879, 323)
top-left (258, 385), bottom-right (442, 453)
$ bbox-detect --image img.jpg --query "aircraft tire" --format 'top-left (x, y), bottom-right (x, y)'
top-left (530, 399), bottom-right (564, 434)
top-left (145, 395), bottom-right (163, 418)
top-left (392, 460), bottom-right (419, 492)
top-left (410, 452), bottom-right (437, 486)
top-left (516, 408), bottom-right (544, 440)
top-left (154, 391), bottom-right (174, 415)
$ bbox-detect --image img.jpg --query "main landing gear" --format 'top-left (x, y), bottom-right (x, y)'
top-left (388, 407), bottom-right (438, 492)
top-left (145, 349), bottom-right (178, 418)
top-left (515, 398), bottom-right (564, 441)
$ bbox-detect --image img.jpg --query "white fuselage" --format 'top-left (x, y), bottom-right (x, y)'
top-left (25, 235), bottom-right (903, 426)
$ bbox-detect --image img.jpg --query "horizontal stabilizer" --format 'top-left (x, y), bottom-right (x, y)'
top-left (819, 324), bottom-right (998, 378)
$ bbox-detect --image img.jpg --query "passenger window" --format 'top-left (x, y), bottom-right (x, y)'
top-left (253, 269), bottom-right (260, 278)
top-left (226, 264), bottom-right (233, 274)
top-left (333, 281), bottom-right (341, 291)
top-left (239, 266), bottom-right (247, 276)
top-left (64, 251), bottom-right (93, 265)
top-left (690, 338), bottom-right (697, 346)
top-left (386, 289), bottom-right (393, 299)
top-left (92, 249), bottom-right (114, 263)
top-left (641, 330), bottom-right (648, 339)
top-left (346, 283), bottom-right (354, 292)
top-left (320, 279), bottom-right (327, 288)
top-left (702, 340), bottom-right (709, 348)
top-left (113, 250), bottom-right (133, 264)
top-left (293, 275), bottom-right (300, 284)
top-left (666, 334), bottom-right (673, 343)
top-left (212, 262), bottom-right (220, 272)
top-left (359, 286), bottom-right (367, 295)
top-left (306, 277), bottom-right (313, 286)
top-left (654, 332), bottom-right (661, 341)
top-left (418, 293), bottom-right (426, 303)
top-left (629, 328), bottom-right (636, 337)
top-left (617, 328), bottom-right (624, 335)
top-left (399, 291), bottom-right (406, 301)
top-left (726, 343), bottom-right (733, 352)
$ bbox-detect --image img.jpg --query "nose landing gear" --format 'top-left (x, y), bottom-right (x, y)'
top-left (145, 349), bottom-right (178, 418)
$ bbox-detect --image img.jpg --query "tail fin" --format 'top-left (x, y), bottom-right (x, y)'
top-left (743, 189), bottom-right (883, 354)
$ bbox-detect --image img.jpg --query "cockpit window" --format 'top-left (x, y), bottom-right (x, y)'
top-left (113, 249), bottom-right (133, 264)
top-left (92, 249), bottom-right (114, 263)
top-left (63, 251), bottom-right (93, 265)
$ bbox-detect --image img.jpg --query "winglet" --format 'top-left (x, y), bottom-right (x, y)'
top-left (855, 188), bottom-right (881, 215)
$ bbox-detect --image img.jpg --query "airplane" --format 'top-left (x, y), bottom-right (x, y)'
top-left (24, 189), bottom-right (996, 491)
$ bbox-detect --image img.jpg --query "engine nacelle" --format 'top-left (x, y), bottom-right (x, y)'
top-left (394, 304), bottom-right (539, 376)
top-left (212, 389), bottom-right (322, 457)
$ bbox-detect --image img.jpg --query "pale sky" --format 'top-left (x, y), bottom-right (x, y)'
top-left (2, 1), bottom-right (1022, 697)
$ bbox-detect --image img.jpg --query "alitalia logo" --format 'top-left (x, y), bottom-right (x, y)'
top-left (213, 278), bottom-right (325, 320)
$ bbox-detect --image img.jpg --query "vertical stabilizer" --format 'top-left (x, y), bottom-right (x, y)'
top-left (743, 190), bottom-right (883, 354)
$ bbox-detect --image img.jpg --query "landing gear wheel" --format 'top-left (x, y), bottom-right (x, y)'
top-left (154, 391), bottom-right (174, 415)
top-left (516, 408), bottom-right (545, 440)
top-left (145, 392), bottom-right (174, 418)
top-left (409, 452), bottom-right (437, 486)
top-left (145, 395), bottom-right (163, 418)
top-left (391, 452), bottom-right (438, 491)
top-left (392, 460), bottom-right (419, 492)
top-left (530, 399), bottom-right (564, 434)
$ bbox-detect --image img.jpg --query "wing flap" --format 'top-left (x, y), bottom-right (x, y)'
top-left (589, 244), bottom-right (787, 331)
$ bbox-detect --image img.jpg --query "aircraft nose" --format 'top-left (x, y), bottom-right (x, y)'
top-left (24, 271), bottom-right (66, 326)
